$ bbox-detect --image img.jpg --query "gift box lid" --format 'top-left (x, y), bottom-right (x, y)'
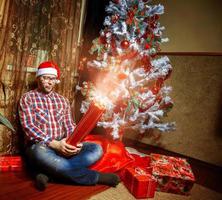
top-left (150, 154), bottom-right (195, 181)
top-left (126, 167), bottom-right (155, 181)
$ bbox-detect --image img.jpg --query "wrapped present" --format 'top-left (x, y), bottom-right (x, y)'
top-left (0, 160), bottom-right (10, 172)
top-left (0, 156), bottom-right (23, 172)
top-left (66, 102), bottom-right (105, 146)
top-left (123, 167), bottom-right (157, 199)
top-left (150, 153), bottom-right (195, 195)
top-left (9, 156), bottom-right (23, 171)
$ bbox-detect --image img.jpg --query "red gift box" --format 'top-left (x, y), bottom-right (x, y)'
top-left (10, 156), bottom-right (23, 171)
top-left (150, 153), bottom-right (195, 195)
top-left (0, 160), bottom-right (10, 172)
top-left (66, 102), bottom-right (105, 146)
top-left (0, 156), bottom-right (23, 172)
top-left (123, 167), bottom-right (157, 199)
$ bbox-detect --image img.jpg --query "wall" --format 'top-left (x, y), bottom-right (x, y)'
top-left (157, 0), bottom-right (222, 52)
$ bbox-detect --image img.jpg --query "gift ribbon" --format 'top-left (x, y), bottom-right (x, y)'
top-left (135, 167), bottom-right (153, 176)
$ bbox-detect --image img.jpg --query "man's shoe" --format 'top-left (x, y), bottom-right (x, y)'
top-left (97, 172), bottom-right (120, 187)
top-left (35, 173), bottom-right (49, 191)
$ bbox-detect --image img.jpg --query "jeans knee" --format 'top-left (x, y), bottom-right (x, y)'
top-left (27, 143), bottom-right (48, 158)
top-left (94, 143), bottom-right (103, 158)
top-left (85, 143), bottom-right (103, 156)
top-left (26, 144), bottom-right (70, 173)
top-left (83, 143), bottom-right (103, 165)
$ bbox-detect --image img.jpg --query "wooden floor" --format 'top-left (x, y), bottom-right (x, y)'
top-left (0, 139), bottom-right (222, 200)
top-left (0, 171), bottom-right (108, 200)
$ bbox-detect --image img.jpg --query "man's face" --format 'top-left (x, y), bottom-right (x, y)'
top-left (37, 74), bottom-right (57, 93)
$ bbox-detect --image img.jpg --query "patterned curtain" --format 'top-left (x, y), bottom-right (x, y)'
top-left (0, 0), bottom-right (87, 154)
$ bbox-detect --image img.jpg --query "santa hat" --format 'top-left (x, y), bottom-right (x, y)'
top-left (36, 61), bottom-right (60, 83)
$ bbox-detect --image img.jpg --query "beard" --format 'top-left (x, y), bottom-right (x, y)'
top-left (39, 83), bottom-right (54, 94)
top-left (37, 77), bottom-right (56, 94)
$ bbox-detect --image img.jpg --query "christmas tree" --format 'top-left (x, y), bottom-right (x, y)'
top-left (78, 0), bottom-right (175, 140)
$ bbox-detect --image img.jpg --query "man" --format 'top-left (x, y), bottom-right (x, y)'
top-left (19, 61), bottom-right (120, 190)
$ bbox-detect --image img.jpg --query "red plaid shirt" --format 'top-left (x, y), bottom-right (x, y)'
top-left (19, 89), bottom-right (75, 145)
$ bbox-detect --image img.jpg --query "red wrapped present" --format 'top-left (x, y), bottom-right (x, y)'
top-left (0, 156), bottom-right (23, 172)
top-left (9, 156), bottom-right (23, 171)
top-left (0, 156), bottom-right (10, 172)
top-left (0, 160), bottom-right (10, 172)
top-left (150, 153), bottom-right (195, 195)
top-left (66, 103), bottom-right (105, 146)
top-left (123, 167), bottom-right (157, 199)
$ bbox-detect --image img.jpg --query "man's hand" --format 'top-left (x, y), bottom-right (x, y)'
top-left (49, 139), bottom-right (83, 157)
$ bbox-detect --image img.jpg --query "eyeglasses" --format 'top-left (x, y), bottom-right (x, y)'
top-left (40, 76), bottom-right (57, 83)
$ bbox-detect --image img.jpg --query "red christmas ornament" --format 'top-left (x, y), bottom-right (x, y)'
top-left (120, 40), bottom-right (130, 49)
top-left (151, 86), bottom-right (159, 95)
top-left (144, 43), bottom-right (151, 50)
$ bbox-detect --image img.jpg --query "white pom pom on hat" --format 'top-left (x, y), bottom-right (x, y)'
top-left (36, 61), bottom-right (60, 83)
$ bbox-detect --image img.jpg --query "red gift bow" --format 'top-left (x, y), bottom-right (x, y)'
top-left (135, 167), bottom-right (153, 176)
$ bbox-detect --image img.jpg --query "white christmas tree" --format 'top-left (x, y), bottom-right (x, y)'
top-left (78, 0), bottom-right (175, 139)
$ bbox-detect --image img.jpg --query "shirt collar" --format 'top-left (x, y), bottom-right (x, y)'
top-left (36, 89), bottom-right (54, 98)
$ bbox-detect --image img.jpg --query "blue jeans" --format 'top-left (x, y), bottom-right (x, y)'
top-left (25, 142), bottom-right (103, 185)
